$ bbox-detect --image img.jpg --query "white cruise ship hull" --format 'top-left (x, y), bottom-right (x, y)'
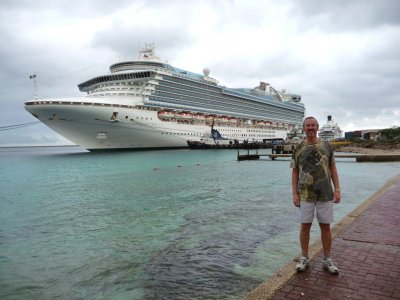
top-left (25, 98), bottom-right (287, 150)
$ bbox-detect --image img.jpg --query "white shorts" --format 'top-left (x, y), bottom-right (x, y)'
top-left (298, 201), bottom-right (333, 224)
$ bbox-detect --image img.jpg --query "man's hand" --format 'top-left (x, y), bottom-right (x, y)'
top-left (333, 190), bottom-right (341, 203)
top-left (293, 194), bottom-right (300, 207)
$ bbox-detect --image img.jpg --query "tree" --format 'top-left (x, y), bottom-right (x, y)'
top-left (381, 127), bottom-right (400, 139)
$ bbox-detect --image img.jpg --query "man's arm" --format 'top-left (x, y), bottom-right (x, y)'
top-left (292, 168), bottom-right (300, 207)
top-left (330, 164), bottom-right (341, 203)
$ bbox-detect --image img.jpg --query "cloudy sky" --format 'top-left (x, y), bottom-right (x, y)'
top-left (0, 0), bottom-right (399, 146)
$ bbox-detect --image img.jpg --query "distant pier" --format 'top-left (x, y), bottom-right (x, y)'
top-left (237, 151), bottom-right (400, 162)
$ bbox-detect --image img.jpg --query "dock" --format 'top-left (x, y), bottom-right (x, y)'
top-left (246, 174), bottom-right (400, 299)
top-left (237, 151), bottom-right (400, 162)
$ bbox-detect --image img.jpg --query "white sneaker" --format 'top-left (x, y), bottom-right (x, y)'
top-left (296, 256), bottom-right (309, 272)
top-left (323, 257), bottom-right (339, 274)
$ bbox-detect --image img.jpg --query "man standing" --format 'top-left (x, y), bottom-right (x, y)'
top-left (291, 116), bottom-right (341, 274)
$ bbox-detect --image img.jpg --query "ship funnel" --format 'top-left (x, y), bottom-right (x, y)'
top-left (327, 115), bottom-right (332, 122)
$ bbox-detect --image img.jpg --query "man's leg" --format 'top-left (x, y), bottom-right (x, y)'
top-left (319, 223), bottom-right (331, 257)
top-left (300, 223), bottom-right (312, 256)
top-left (296, 223), bottom-right (312, 272)
top-left (296, 202), bottom-right (314, 272)
top-left (319, 222), bottom-right (339, 274)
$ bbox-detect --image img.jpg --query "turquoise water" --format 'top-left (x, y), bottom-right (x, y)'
top-left (0, 147), bottom-right (399, 299)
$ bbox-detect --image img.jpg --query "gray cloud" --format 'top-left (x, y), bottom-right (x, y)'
top-left (0, 0), bottom-right (136, 17)
top-left (0, 0), bottom-right (399, 146)
top-left (292, 0), bottom-right (400, 31)
top-left (91, 22), bottom-right (192, 60)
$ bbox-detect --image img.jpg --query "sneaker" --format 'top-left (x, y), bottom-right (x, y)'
top-left (296, 256), bottom-right (309, 272)
top-left (323, 257), bottom-right (339, 274)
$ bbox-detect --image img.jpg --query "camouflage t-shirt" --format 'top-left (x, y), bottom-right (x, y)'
top-left (290, 139), bottom-right (335, 202)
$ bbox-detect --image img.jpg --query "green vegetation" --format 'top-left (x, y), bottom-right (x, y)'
top-left (381, 127), bottom-right (400, 140)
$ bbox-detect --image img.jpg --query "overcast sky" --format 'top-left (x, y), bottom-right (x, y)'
top-left (1, 0), bottom-right (399, 146)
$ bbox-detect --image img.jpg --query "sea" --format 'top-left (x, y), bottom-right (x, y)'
top-left (1, 146), bottom-right (399, 300)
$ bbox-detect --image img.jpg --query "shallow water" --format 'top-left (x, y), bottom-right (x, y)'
top-left (0, 147), bottom-right (399, 299)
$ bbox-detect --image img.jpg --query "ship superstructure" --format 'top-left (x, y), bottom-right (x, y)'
top-left (25, 45), bottom-right (305, 150)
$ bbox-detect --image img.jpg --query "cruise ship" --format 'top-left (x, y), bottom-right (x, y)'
top-left (319, 115), bottom-right (343, 141)
top-left (25, 45), bottom-right (305, 150)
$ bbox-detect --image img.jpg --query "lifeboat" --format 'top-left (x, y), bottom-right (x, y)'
top-left (177, 111), bottom-right (193, 119)
top-left (193, 113), bottom-right (206, 120)
top-left (256, 120), bottom-right (266, 126)
top-left (205, 114), bottom-right (215, 124)
top-left (217, 116), bottom-right (230, 123)
top-left (228, 117), bottom-right (237, 124)
top-left (158, 110), bottom-right (176, 119)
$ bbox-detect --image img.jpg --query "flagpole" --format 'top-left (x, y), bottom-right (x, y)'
top-left (30, 73), bottom-right (37, 99)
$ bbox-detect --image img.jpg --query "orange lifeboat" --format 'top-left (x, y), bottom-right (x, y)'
top-left (205, 114), bottom-right (215, 120)
top-left (205, 114), bottom-right (215, 124)
top-left (177, 111), bottom-right (193, 119)
top-left (158, 110), bottom-right (176, 119)
top-left (218, 116), bottom-right (229, 123)
top-left (256, 120), bottom-right (265, 126)
top-left (228, 117), bottom-right (237, 124)
top-left (193, 113), bottom-right (206, 120)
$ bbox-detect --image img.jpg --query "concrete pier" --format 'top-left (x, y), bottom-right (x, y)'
top-left (245, 175), bottom-right (400, 299)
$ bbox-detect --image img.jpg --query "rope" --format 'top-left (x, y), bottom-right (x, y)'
top-left (0, 122), bottom-right (41, 131)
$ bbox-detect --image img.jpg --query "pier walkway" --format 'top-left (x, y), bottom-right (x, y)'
top-left (246, 175), bottom-right (400, 299)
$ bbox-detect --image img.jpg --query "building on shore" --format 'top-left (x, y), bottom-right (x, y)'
top-left (345, 129), bottom-right (381, 141)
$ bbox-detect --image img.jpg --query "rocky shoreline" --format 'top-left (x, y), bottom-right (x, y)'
top-left (336, 140), bottom-right (400, 155)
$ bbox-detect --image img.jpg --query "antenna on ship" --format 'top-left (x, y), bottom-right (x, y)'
top-left (29, 72), bottom-right (38, 99)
